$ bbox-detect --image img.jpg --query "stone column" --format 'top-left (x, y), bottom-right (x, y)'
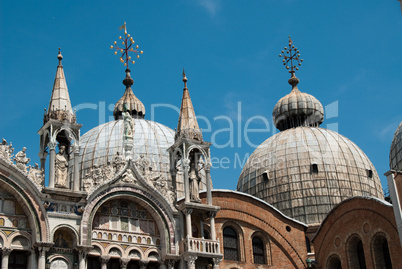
top-left (1, 247), bottom-right (12, 269)
top-left (120, 258), bottom-right (130, 269)
top-left (100, 255), bottom-right (110, 269)
top-left (209, 212), bottom-right (217, 241)
top-left (212, 257), bottom-right (222, 269)
top-left (28, 249), bottom-right (38, 269)
top-left (37, 247), bottom-right (47, 269)
top-left (48, 142), bottom-right (57, 188)
top-left (78, 250), bottom-right (86, 269)
top-left (38, 151), bottom-right (48, 172)
top-left (184, 255), bottom-right (197, 269)
top-left (73, 146), bottom-right (80, 191)
top-left (205, 163), bottom-right (212, 205)
top-left (182, 159), bottom-right (190, 203)
top-left (185, 209), bottom-right (193, 239)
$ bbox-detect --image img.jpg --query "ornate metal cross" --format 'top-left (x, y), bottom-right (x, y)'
top-left (110, 22), bottom-right (143, 70)
top-left (279, 36), bottom-right (303, 73)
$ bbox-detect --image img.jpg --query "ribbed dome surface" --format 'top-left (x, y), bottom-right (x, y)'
top-left (78, 119), bottom-right (173, 181)
top-left (390, 121), bottom-right (402, 171)
top-left (272, 87), bottom-right (324, 131)
top-left (237, 127), bottom-right (384, 224)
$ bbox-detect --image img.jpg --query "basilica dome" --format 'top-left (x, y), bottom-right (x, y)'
top-left (237, 67), bottom-right (384, 224)
top-left (390, 121), bottom-right (402, 171)
top-left (78, 119), bottom-right (174, 183)
top-left (237, 127), bottom-right (384, 224)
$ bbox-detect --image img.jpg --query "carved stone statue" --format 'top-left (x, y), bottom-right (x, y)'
top-left (28, 163), bottom-right (45, 186)
top-left (0, 139), bottom-right (14, 162)
top-left (83, 172), bottom-right (93, 192)
top-left (135, 155), bottom-right (150, 176)
top-left (92, 164), bottom-right (104, 185)
top-left (14, 147), bottom-right (30, 172)
top-left (55, 145), bottom-right (69, 188)
top-left (112, 151), bottom-right (125, 173)
top-left (189, 162), bottom-right (201, 202)
top-left (123, 103), bottom-right (134, 138)
top-left (104, 161), bottom-right (114, 180)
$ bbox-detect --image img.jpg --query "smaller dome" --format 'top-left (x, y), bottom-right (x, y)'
top-left (390, 121), bottom-right (402, 171)
top-left (113, 70), bottom-right (145, 120)
top-left (272, 76), bottom-right (324, 131)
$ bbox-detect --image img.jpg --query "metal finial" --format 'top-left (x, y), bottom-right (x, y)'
top-left (279, 36), bottom-right (303, 81)
top-left (182, 68), bottom-right (188, 88)
top-left (110, 23), bottom-right (143, 71)
top-left (57, 48), bottom-right (63, 65)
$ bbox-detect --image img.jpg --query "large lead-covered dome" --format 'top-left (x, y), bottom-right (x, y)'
top-left (237, 127), bottom-right (384, 224)
top-left (78, 119), bottom-right (174, 181)
top-left (390, 121), bottom-right (402, 171)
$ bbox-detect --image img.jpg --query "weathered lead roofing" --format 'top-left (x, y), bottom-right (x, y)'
top-left (272, 80), bottom-right (324, 131)
top-left (390, 121), bottom-right (402, 171)
top-left (237, 127), bottom-right (384, 225)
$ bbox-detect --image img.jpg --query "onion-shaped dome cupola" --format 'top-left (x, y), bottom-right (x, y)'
top-left (113, 69), bottom-right (145, 120)
top-left (272, 72), bottom-right (324, 131)
top-left (390, 121), bottom-right (402, 171)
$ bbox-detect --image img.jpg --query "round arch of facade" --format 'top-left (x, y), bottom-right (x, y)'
top-left (0, 172), bottom-right (49, 243)
top-left (7, 231), bottom-right (32, 250)
top-left (52, 224), bottom-right (79, 247)
top-left (80, 185), bottom-right (176, 257)
top-left (48, 255), bottom-right (72, 269)
top-left (221, 220), bottom-right (246, 262)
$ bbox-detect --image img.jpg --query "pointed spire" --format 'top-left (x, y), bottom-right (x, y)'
top-left (113, 68), bottom-right (145, 120)
top-left (175, 69), bottom-right (202, 141)
top-left (45, 48), bottom-right (76, 123)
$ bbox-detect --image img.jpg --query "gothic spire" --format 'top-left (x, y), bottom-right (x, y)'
top-left (45, 48), bottom-right (75, 123)
top-left (175, 69), bottom-right (202, 141)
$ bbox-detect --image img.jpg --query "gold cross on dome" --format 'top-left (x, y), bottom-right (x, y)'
top-left (279, 36), bottom-right (303, 73)
top-left (110, 22), bottom-right (143, 70)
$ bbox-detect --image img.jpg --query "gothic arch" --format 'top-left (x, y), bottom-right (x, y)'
top-left (80, 186), bottom-right (175, 258)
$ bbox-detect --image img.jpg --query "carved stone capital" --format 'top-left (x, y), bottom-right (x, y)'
top-left (212, 257), bottom-right (222, 267)
top-left (1, 247), bottom-right (12, 256)
top-left (47, 142), bottom-right (57, 150)
top-left (204, 162), bottom-right (212, 172)
top-left (184, 255), bottom-right (198, 266)
top-left (208, 211), bottom-right (217, 218)
top-left (120, 258), bottom-right (130, 267)
top-left (100, 255), bottom-right (110, 264)
top-left (139, 259), bottom-right (149, 269)
top-left (182, 158), bottom-right (190, 168)
top-left (184, 208), bottom-right (193, 215)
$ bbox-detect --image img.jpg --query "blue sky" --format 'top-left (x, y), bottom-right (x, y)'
top-left (1, 0), bottom-right (401, 191)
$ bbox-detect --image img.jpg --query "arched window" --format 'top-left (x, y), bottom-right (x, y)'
top-left (223, 227), bottom-right (239, 261)
top-left (372, 234), bottom-right (392, 269)
top-left (348, 236), bottom-right (366, 269)
top-left (327, 255), bottom-right (342, 269)
top-left (252, 237), bottom-right (265, 264)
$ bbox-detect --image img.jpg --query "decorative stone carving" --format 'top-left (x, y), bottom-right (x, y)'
top-left (0, 138), bottom-right (14, 162)
top-left (112, 151), bottom-right (125, 173)
top-left (212, 257), bottom-right (222, 269)
top-left (92, 164), bottom-right (104, 185)
top-left (184, 255), bottom-right (197, 267)
top-left (55, 145), bottom-right (68, 188)
top-left (14, 147), bottom-right (30, 172)
top-left (28, 163), bottom-right (45, 185)
top-left (121, 169), bottom-right (136, 184)
top-left (135, 155), bottom-right (162, 185)
top-left (83, 172), bottom-right (93, 192)
top-left (104, 161), bottom-right (114, 179)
